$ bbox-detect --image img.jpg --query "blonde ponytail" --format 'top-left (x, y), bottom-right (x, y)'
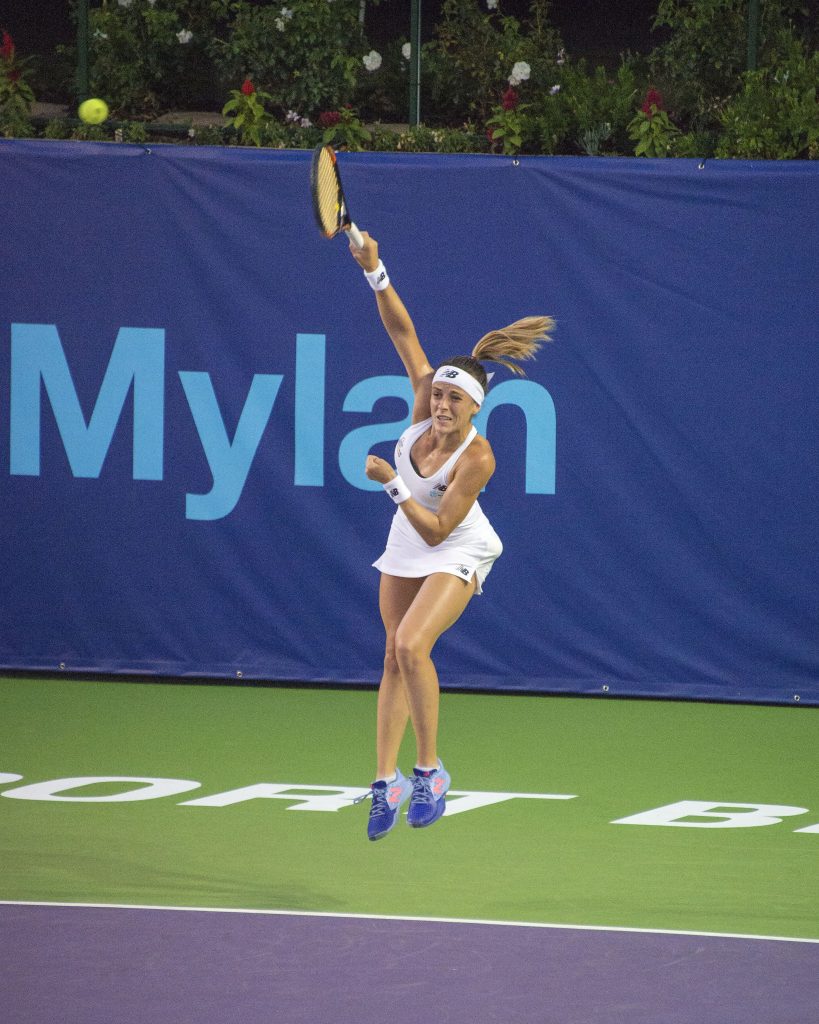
top-left (471, 316), bottom-right (555, 376)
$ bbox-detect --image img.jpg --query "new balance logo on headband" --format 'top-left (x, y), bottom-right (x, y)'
top-left (441, 370), bottom-right (459, 378)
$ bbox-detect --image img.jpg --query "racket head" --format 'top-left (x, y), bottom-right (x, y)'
top-left (310, 144), bottom-right (352, 239)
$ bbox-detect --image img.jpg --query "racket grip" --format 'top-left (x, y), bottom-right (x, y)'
top-left (347, 223), bottom-right (364, 249)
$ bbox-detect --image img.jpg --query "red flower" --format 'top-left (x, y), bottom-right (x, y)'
top-left (7, 68), bottom-right (20, 83)
top-left (1, 30), bottom-right (15, 63)
top-left (502, 86), bottom-right (519, 111)
top-left (318, 110), bottom-right (341, 128)
top-left (241, 77), bottom-right (255, 96)
top-left (641, 87), bottom-right (664, 117)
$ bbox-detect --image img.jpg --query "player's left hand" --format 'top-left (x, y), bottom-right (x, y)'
top-left (365, 454), bottom-right (397, 485)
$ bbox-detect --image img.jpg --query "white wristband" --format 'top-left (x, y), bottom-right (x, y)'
top-left (383, 476), bottom-right (411, 504)
top-left (364, 261), bottom-right (390, 292)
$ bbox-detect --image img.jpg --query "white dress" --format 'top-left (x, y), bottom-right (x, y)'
top-left (372, 418), bottom-right (503, 594)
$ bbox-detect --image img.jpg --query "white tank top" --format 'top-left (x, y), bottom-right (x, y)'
top-left (394, 417), bottom-right (483, 527)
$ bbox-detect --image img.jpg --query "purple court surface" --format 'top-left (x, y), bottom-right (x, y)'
top-left (2, 903), bottom-right (818, 1024)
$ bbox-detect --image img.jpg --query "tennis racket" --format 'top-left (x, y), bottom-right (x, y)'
top-left (310, 144), bottom-right (364, 249)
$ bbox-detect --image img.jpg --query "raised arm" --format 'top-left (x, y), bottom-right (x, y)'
top-left (349, 233), bottom-right (434, 399)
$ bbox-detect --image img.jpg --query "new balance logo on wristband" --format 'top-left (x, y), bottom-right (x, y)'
top-left (389, 487), bottom-right (399, 498)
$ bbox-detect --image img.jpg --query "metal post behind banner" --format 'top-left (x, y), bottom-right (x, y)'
top-left (747, 0), bottom-right (760, 70)
top-left (77, 0), bottom-right (90, 101)
top-left (409, 0), bottom-right (421, 126)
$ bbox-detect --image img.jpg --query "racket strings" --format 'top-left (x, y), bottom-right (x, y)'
top-left (315, 157), bottom-right (342, 234)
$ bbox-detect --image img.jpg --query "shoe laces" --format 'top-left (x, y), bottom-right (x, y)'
top-left (411, 773), bottom-right (435, 806)
top-left (353, 782), bottom-right (387, 810)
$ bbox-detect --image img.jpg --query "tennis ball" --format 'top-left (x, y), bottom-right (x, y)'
top-left (78, 98), bottom-right (109, 125)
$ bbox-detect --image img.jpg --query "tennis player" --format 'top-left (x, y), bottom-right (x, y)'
top-left (350, 232), bottom-right (553, 841)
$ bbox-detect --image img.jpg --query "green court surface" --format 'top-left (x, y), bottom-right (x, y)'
top-left (1, 675), bottom-right (817, 940)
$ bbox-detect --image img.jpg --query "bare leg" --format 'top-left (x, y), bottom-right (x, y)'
top-left (394, 572), bottom-right (477, 768)
top-left (376, 574), bottom-right (424, 779)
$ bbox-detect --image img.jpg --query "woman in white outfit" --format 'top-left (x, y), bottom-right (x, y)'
top-left (350, 232), bottom-right (553, 840)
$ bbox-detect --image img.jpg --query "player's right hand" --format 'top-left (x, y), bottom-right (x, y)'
top-left (349, 231), bottom-right (379, 273)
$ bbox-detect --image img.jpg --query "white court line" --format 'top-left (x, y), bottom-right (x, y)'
top-left (1, 900), bottom-right (818, 946)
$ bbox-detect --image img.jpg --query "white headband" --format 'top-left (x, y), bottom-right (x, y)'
top-left (432, 365), bottom-right (485, 407)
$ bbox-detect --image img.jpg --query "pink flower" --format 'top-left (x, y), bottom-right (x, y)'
top-left (241, 77), bottom-right (255, 96)
top-left (642, 87), bottom-right (664, 117)
top-left (1, 30), bottom-right (15, 63)
top-left (499, 86), bottom-right (518, 111)
top-left (502, 86), bottom-right (519, 111)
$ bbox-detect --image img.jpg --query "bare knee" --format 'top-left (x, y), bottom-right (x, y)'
top-left (383, 635), bottom-right (400, 677)
top-left (394, 628), bottom-right (431, 675)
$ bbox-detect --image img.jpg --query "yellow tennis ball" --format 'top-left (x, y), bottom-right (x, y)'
top-left (78, 98), bottom-right (109, 125)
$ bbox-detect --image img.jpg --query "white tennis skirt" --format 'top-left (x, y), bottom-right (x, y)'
top-left (373, 508), bottom-right (503, 595)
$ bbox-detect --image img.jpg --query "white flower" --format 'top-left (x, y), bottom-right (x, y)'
top-left (275, 17), bottom-right (285, 30)
top-left (147, 0), bottom-right (157, 6)
top-left (177, 29), bottom-right (193, 44)
top-left (402, 42), bottom-right (411, 61)
top-left (487, 0), bottom-right (499, 8)
top-left (363, 50), bottom-right (382, 72)
top-left (508, 74), bottom-right (520, 87)
top-left (117, 0), bottom-right (133, 7)
top-left (510, 61), bottom-right (530, 82)
top-left (556, 48), bottom-right (566, 66)
top-left (280, 6), bottom-right (293, 17)
top-left (300, 117), bottom-right (312, 129)
top-left (285, 110), bottom-right (301, 123)
top-left (549, 84), bottom-right (561, 95)
top-left (93, 30), bottom-right (109, 40)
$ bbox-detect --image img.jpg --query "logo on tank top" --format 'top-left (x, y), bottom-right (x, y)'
top-left (428, 483), bottom-right (447, 501)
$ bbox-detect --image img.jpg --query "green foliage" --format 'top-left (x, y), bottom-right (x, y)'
top-left (628, 103), bottom-right (681, 157)
top-left (561, 59), bottom-right (640, 153)
top-left (1, 29), bottom-right (36, 136)
top-left (395, 123), bottom-right (488, 154)
top-left (189, 123), bottom-right (227, 147)
top-left (424, 0), bottom-right (563, 123)
top-left (527, 56), bottom-right (643, 155)
top-left (222, 81), bottom-right (274, 146)
top-left (121, 120), bottom-right (150, 144)
top-left (356, 39), bottom-right (412, 124)
top-left (486, 102), bottom-right (532, 155)
top-left (320, 107), bottom-right (372, 152)
top-left (71, 122), bottom-right (109, 142)
top-left (75, 0), bottom-right (232, 115)
top-left (649, 0), bottom-right (809, 130)
top-left (577, 122), bottom-right (612, 156)
top-left (670, 130), bottom-right (717, 158)
top-left (715, 30), bottom-right (819, 158)
top-left (9, 0), bottom-right (818, 159)
top-left (210, 0), bottom-right (365, 118)
top-left (44, 117), bottom-right (72, 140)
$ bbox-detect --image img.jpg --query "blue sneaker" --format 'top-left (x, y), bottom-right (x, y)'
top-left (407, 760), bottom-right (451, 828)
top-left (357, 770), bottom-right (413, 841)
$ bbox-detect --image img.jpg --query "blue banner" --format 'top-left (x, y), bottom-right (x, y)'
top-left (1, 140), bottom-right (817, 704)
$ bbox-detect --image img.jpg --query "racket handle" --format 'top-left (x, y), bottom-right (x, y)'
top-left (347, 223), bottom-right (364, 249)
